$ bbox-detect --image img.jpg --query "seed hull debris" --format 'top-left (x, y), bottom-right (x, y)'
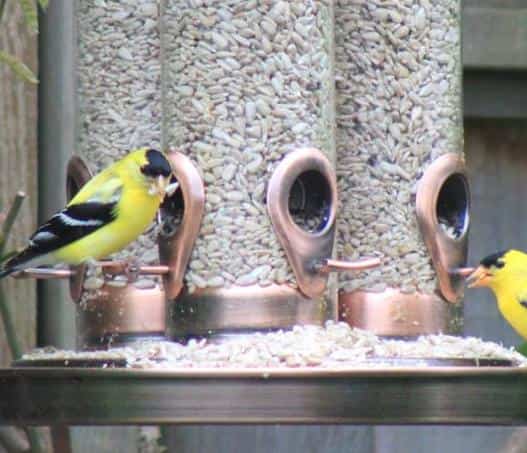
top-left (22, 322), bottom-right (526, 369)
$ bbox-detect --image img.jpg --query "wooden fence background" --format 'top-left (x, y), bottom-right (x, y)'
top-left (0, 0), bottom-right (38, 367)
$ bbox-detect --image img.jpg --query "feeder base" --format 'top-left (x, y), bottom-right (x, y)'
top-left (339, 288), bottom-right (458, 336)
top-left (168, 284), bottom-right (328, 339)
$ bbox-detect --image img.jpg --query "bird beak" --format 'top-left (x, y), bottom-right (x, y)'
top-left (165, 181), bottom-right (179, 197)
top-left (466, 266), bottom-right (492, 288)
top-left (152, 176), bottom-right (170, 198)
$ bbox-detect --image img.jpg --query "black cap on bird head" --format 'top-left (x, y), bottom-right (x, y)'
top-left (466, 249), bottom-right (508, 288)
top-left (140, 149), bottom-right (172, 178)
top-left (480, 250), bottom-right (507, 269)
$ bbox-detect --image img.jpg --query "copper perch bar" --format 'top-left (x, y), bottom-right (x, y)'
top-left (14, 261), bottom-right (170, 280)
top-left (314, 257), bottom-right (381, 274)
top-left (449, 267), bottom-right (476, 277)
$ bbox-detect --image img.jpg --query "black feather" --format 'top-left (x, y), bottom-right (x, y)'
top-left (0, 201), bottom-right (117, 276)
top-left (0, 268), bottom-right (14, 279)
top-left (141, 149), bottom-right (172, 178)
top-left (480, 250), bottom-right (507, 269)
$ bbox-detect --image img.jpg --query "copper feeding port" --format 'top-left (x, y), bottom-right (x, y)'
top-left (339, 153), bottom-right (470, 337)
top-left (416, 153), bottom-right (470, 303)
top-left (158, 148), bottom-right (205, 300)
top-left (268, 148), bottom-right (380, 299)
top-left (169, 148), bottom-right (351, 340)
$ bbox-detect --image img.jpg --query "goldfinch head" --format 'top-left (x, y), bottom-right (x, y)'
top-left (135, 149), bottom-right (174, 198)
top-left (467, 249), bottom-right (527, 290)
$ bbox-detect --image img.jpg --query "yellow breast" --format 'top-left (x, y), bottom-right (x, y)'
top-left (497, 288), bottom-right (527, 340)
top-left (53, 187), bottom-right (161, 264)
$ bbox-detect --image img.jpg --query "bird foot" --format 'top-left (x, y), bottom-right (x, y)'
top-left (121, 258), bottom-right (141, 282)
top-left (84, 258), bottom-right (104, 278)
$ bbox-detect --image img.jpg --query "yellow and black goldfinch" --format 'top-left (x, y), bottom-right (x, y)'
top-left (467, 249), bottom-right (527, 340)
top-left (0, 148), bottom-right (174, 279)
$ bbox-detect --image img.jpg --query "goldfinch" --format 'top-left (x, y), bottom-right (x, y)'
top-left (0, 148), bottom-right (174, 279)
top-left (467, 249), bottom-right (527, 340)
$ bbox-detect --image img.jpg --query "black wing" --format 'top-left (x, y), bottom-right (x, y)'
top-left (1, 201), bottom-right (117, 274)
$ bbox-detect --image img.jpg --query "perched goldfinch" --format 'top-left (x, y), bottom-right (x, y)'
top-left (467, 249), bottom-right (527, 340)
top-left (0, 148), bottom-right (173, 279)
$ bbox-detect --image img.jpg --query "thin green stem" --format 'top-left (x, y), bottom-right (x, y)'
top-left (0, 285), bottom-right (21, 358)
top-left (24, 427), bottom-right (45, 453)
top-left (0, 0), bottom-right (5, 89)
top-left (0, 194), bottom-right (43, 452)
top-left (0, 191), bottom-right (25, 254)
top-left (0, 0), bottom-right (6, 23)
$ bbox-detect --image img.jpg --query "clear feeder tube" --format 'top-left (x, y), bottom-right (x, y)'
top-left (162, 1), bottom-right (336, 294)
top-left (335, 0), bottom-right (463, 332)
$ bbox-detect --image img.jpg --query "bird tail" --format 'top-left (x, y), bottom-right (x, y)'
top-left (0, 267), bottom-right (15, 280)
top-left (0, 247), bottom-right (41, 280)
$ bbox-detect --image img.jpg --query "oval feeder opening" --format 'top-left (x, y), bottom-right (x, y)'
top-left (289, 170), bottom-right (332, 234)
top-left (160, 174), bottom-right (185, 238)
top-left (436, 173), bottom-right (469, 241)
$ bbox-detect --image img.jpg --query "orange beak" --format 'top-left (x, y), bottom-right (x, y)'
top-left (466, 265), bottom-right (492, 288)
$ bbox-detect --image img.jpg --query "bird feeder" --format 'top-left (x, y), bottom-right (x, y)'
top-left (5, 2), bottom-right (527, 446)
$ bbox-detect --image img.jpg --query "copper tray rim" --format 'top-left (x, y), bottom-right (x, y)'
top-left (3, 365), bottom-right (527, 426)
top-left (4, 364), bottom-right (526, 377)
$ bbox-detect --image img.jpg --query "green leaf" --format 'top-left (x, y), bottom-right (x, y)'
top-left (0, 51), bottom-right (38, 84)
top-left (18, 0), bottom-right (38, 33)
top-left (0, 0), bottom-right (7, 22)
top-left (0, 250), bottom-right (18, 265)
top-left (38, 0), bottom-right (49, 10)
top-left (516, 342), bottom-right (527, 357)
